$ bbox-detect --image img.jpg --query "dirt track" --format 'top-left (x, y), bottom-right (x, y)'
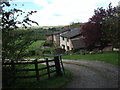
top-left (62, 59), bottom-right (119, 88)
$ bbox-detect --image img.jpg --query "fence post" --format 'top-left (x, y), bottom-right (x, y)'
top-left (60, 56), bottom-right (65, 75)
top-left (54, 56), bottom-right (62, 76)
top-left (11, 59), bottom-right (15, 71)
top-left (34, 59), bottom-right (40, 81)
top-left (46, 58), bottom-right (50, 78)
top-left (11, 59), bottom-right (16, 83)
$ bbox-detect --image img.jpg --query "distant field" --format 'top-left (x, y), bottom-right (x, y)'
top-left (62, 51), bottom-right (119, 66)
top-left (29, 40), bottom-right (45, 49)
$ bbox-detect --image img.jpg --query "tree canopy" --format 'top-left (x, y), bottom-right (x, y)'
top-left (81, 3), bottom-right (119, 50)
top-left (1, 1), bottom-right (39, 61)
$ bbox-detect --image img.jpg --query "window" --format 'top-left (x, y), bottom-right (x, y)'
top-left (67, 46), bottom-right (70, 50)
top-left (62, 37), bottom-right (64, 40)
top-left (67, 38), bottom-right (69, 42)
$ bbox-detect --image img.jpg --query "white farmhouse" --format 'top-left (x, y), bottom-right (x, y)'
top-left (60, 28), bottom-right (85, 51)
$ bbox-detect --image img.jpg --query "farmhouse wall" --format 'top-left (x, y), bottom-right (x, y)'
top-left (53, 34), bottom-right (60, 46)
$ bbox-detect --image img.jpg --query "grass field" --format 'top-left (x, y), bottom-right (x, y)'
top-left (29, 40), bottom-right (45, 49)
top-left (62, 51), bottom-right (119, 66)
top-left (3, 64), bottom-right (72, 88)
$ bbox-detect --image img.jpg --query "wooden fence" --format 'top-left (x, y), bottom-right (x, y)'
top-left (2, 56), bottom-right (65, 81)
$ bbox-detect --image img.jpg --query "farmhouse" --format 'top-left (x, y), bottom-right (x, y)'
top-left (46, 27), bottom-right (85, 51)
top-left (60, 28), bottom-right (85, 51)
top-left (46, 33), bottom-right (53, 43)
top-left (46, 26), bottom-right (115, 52)
top-left (46, 29), bottom-right (70, 46)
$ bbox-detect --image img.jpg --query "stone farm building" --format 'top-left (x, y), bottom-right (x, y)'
top-left (46, 28), bottom-right (85, 51)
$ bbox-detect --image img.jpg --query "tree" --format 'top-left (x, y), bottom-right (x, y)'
top-left (1, 1), bottom-right (39, 61)
top-left (81, 22), bottom-right (101, 50)
top-left (81, 3), bottom-right (119, 50)
top-left (102, 5), bottom-right (120, 48)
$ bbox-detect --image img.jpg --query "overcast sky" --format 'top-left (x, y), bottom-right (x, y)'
top-left (9, 0), bottom-right (119, 26)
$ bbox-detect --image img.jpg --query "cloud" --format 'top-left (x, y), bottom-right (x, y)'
top-left (29, 0), bottom-right (119, 26)
top-left (53, 14), bottom-right (62, 16)
top-left (33, 0), bottom-right (50, 7)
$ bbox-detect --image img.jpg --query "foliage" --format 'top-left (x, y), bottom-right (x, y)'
top-left (1, 2), bottom-right (39, 60)
top-left (43, 42), bottom-right (54, 47)
top-left (102, 6), bottom-right (120, 48)
top-left (53, 48), bottom-right (66, 54)
top-left (81, 22), bottom-right (101, 50)
top-left (81, 3), bottom-right (119, 50)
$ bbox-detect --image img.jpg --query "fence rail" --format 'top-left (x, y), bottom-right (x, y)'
top-left (2, 56), bottom-right (64, 81)
top-left (3, 59), bottom-right (55, 65)
top-left (2, 56), bottom-right (63, 81)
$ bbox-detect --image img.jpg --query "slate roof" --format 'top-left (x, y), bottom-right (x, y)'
top-left (71, 38), bottom-right (85, 49)
top-left (60, 28), bottom-right (81, 38)
top-left (46, 29), bottom-right (70, 36)
top-left (53, 29), bottom-right (70, 35)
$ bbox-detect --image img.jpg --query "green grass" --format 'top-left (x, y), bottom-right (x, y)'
top-left (43, 46), bottom-right (60, 52)
top-left (29, 40), bottom-right (45, 49)
top-left (5, 64), bottom-right (72, 88)
top-left (26, 51), bottom-right (119, 65)
top-left (62, 51), bottom-right (119, 66)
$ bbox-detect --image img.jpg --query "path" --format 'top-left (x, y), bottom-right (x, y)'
top-left (62, 59), bottom-right (119, 88)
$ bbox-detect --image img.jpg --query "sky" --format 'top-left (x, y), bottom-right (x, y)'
top-left (7, 0), bottom-right (119, 26)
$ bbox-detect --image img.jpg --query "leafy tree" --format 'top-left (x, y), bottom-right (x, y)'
top-left (102, 5), bottom-right (120, 48)
top-left (81, 3), bottom-right (119, 50)
top-left (81, 22), bottom-right (101, 50)
top-left (1, 1), bottom-right (39, 61)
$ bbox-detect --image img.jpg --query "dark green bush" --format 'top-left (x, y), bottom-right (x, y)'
top-left (29, 50), bottom-right (36, 56)
top-left (43, 42), bottom-right (53, 47)
top-left (53, 48), bottom-right (66, 54)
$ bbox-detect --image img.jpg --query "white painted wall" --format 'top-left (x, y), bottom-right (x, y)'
top-left (60, 36), bottom-right (73, 51)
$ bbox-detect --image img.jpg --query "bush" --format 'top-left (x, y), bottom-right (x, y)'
top-left (2, 67), bottom-right (16, 87)
top-left (41, 50), bottom-right (52, 54)
top-left (43, 42), bottom-right (53, 47)
top-left (53, 48), bottom-right (66, 54)
top-left (29, 50), bottom-right (36, 56)
top-left (66, 50), bottom-right (74, 55)
top-left (79, 50), bottom-right (89, 55)
top-left (36, 49), bottom-right (43, 55)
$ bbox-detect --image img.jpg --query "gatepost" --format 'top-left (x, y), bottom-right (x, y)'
top-left (54, 56), bottom-right (63, 76)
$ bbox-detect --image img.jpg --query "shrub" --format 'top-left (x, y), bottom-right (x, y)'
top-left (41, 50), bottom-right (52, 54)
top-left (66, 50), bottom-right (74, 55)
top-left (43, 42), bottom-right (53, 47)
top-left (29, 50), bottom-right (36, 56)
top-left (53, 48), bottom-right (66, 54)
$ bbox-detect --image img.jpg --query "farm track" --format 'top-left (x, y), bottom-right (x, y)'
top-left (22, 58), bottom-right (119, 88)
top-left (62, 59), bottom-right (119, 88)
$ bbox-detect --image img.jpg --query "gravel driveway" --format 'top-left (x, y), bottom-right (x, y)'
top-left (62, 59), bottom-right (119, 88)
